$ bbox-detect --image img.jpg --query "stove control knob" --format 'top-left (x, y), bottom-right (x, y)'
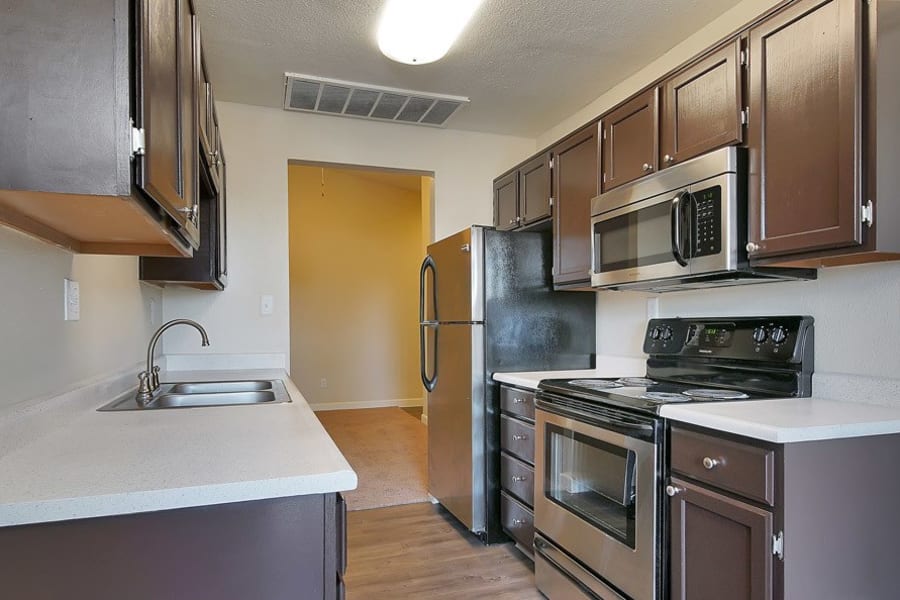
top-left (650, 327), bottom-right (661, 340)
top-left (752, 326), bottom-right (768, 344)
top-left (770, 326), bottom-right (788, 345)
top-left (661, 326), bottom-right (673, 341)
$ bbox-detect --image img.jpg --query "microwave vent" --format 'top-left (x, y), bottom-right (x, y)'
top-left (284, 73), bottom-right (469, 128)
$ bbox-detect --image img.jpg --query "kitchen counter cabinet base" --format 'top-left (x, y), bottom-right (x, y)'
top-left (0, 494), bottom-right (346, 600)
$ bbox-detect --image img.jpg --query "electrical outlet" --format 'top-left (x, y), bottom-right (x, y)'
top-left (260, 294), bottom-right (274, 316)
top-left (64, 278), bottom-right (80, 321)
top-left (320, 378), bottom-right (328, 389)
top-left (646, 297), bottom-right (659, 320)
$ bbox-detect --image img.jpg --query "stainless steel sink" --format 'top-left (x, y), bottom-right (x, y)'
top-left (98, 379), bottom-right (291, 411)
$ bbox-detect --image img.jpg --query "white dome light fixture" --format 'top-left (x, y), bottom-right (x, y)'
top-left (377, 0), bottom-right (484, 66)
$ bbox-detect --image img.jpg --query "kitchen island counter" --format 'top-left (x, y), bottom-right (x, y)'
top-left (0, 369), bottom-right (357, 527)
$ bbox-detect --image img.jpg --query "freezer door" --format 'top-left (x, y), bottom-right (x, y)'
top-left (426, 227), bottom-right (483, 323)
top-left (427, 323), bottom-right (485, 533)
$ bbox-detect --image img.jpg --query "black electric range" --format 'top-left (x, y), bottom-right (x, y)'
top-left (538, 316), bottom-right (815, 415)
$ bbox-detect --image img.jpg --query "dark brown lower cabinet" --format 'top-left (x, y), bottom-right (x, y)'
top-left (499, 384), bottom-right (536, 557)
top-left (0, 493), bottom-right (346, 600)
top-left (670, 477), bottom-right (773, 600)
top-left (669, 425), bottom-right (900, 600)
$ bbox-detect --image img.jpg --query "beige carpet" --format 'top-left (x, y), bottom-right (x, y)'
top-left (317, 407), bottom-right (428, 511)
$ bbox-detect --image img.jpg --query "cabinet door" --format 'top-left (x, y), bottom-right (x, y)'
top-left (196, 22), bottom-right (212, 158)
top-left (216, 149), bottom-right (228, 286)
top-left (747, 0), bottom-right (862, 260)
top-left (661, 39), bottom-right (743, 167)
top-left (669, 477), bottom-right (773, 600)
top-left (520, 153), bottom-right (552, 226)
top-left (179, 0), bottom-right (198, 232)
top-left (136, 0), bottom-right (194, 227)
top-left (494, 171), bottom-right (519, 230)
top-left (601, 87), bottom-right (658, 192)
top-left (552, 123), bottom-right (599, 285)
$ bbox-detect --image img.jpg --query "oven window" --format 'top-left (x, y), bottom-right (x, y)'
top-left (594, 200), bottom-right (674, 272)
top-left (544, 424), bottom-right (637, 548)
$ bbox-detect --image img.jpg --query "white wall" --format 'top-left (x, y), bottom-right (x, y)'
top-left (0, 227), bottom-right (161, 408)
top-left (162, 101), bottom-right (535, 361)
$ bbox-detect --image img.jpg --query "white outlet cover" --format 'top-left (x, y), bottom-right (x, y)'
top-left (260, 294), bottom-right (274, 316)
top-left (64, 278), bottom-right (80, 321)
top-left (646, 297), bottom-right (659, 320)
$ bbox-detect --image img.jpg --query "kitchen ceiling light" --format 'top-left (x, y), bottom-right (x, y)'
top-left (377, 0), bottom-right (483, 65)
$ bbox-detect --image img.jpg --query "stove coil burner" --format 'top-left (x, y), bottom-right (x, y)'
top-left (568, 379), bottom-right (624, 390)
top-left (683, 388), bottom-right (750, 400)
top-left (642, 392), bottom-right (690, 403)
top-left (616, 377), bottom-right (658, 387)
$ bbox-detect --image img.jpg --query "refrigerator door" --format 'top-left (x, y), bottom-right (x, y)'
top-left (427, 322), bottom-right (485, 534)
top-left (426, 227), bottom-right (483, 323)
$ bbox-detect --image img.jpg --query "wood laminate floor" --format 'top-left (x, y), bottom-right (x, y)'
top-left (346, 502), bottom-right (544, 599)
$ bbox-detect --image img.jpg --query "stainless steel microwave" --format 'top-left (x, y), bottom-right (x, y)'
top-left (590, 147), bottom-right (815, 292)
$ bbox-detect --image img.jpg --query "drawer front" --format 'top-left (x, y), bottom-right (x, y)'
top-left (671, 427), bottom-right (775, 505)
top-left (501, 452), bottom-right (535, 507)
top-left (501, 415), bottom-right (535, 464)
top-left (500, 386), bottom-right (535, 421)
top-left (501, 491), bottom-right (534, 554)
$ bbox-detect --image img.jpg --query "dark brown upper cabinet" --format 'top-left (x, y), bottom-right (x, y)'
top-left (661, 39), bottom-right (744, 167)
top-left (746, 0), bottom-right (863, 261)
top-left (493, 171), bottom-right (520, 231)
top-left (493, 153), bottom-right (552, 231)
top-left (520, 154), bottom-right (553, 227)
top-left (0, 0), bottom-right (201, 257)
top-left (601, 87), bottom-right (658, 193)
top-left (551, 123), bottom-right (600, 288)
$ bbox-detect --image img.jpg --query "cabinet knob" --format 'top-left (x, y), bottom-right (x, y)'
top-left (512, 475), bottom-right (528, 482)
top-left (664, 154), bottom-right (674, 164)
top-left (702, 456), bottom-right (722, 470)
top-left (508, 219), bottom-right (516, 225)
top-left (512, 434), bottom-right (528, 441)
top-left (666, 484), bottom-right (683, 497)
top-left (642, 163), bottom-right (653, 172)
top-left (746, 242), bottom-right (760, 253)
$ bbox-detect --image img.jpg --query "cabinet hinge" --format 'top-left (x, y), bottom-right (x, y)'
top-left (549, 196), bottom-right (554, 207)
top-left (551, 266), bottom-right (556, 276)
top-left (862, 200), bottom-right (874, 227)
top-left (549, 157), bottom-right (555, 170)
top-left (740, 108), bottom-right (749, 126)
top-left (602, 129), bottom-right (607, 140)
top-left (602, 172), bottom-right (607, 183)
top-left (773, 531), bottom-right (784, 560)
top-left (131, 122), bottom-right (146, 157)
top-left (740, 50), bottom-right (747, 66)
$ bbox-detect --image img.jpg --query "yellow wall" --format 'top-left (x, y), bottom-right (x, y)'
top-left (288, 165), bottom-right (424, 408)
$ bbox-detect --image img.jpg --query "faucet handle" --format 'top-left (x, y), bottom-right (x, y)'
top-left (151, 365), bottom-right (161, 390)
top-left (135, 371), bottom-right (153, 406)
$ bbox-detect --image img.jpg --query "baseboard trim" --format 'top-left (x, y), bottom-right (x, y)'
top-left (310, 397), bottom-right (424, 412)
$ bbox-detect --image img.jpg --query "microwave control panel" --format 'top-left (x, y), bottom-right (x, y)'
top-left (692, 185), bottom-right (722, 257)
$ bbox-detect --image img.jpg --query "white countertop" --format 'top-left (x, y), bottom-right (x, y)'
top-left (0, 369), bottom-right (357, 527)
top-left (660, 398), bottom-right (900, 443)
top-left (493, 364), bottom-right (900, 443)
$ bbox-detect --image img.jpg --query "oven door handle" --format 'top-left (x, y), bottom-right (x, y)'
top-left (536, 398), bottom-right (654, 434)
top-left (670, 192), bottom-right (689, 267)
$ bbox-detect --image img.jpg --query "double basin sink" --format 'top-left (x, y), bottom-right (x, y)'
top-left (99, 379), bottom-right (291, 411)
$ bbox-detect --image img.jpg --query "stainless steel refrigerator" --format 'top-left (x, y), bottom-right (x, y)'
top-left (419, 225), bottom-right (596, 543)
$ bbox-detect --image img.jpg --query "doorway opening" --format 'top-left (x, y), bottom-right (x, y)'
top-left (287, 161), bottom-right (433, 412)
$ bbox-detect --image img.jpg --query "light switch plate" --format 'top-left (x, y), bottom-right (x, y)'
top-left (260, 294), bottom-right (274, 316)
top-left (64, 278), bottom-right (80, 321)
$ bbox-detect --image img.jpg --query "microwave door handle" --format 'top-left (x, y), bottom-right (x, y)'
top-left (670, 193), bottom-right (688, 267)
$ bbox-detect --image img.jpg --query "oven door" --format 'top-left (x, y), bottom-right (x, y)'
top-left (535, 399), bottom-right (660, 600)
top-left (591, 189), bottom-right (692, 288)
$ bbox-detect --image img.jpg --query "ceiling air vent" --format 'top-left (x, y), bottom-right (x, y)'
top-left (284, 73), bottom-right (469, 128)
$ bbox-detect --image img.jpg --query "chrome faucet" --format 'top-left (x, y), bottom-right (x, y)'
top-left (135, 319), bottom-right (210, 406)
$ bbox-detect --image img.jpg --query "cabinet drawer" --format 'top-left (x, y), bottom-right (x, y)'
top-left (671, 427), bottom-right (775, 506)
top-left (500, 386), bottom-right (535, 421)
top-left (501, 491), bottom-right (534, 554)
top-left (501, 452), bottom-right (535, 507)
top-left (501, 415), bottom-right (535, 464)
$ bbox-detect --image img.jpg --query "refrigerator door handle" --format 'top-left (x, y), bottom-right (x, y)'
top-left (419, 255), bottom-right (438, 391)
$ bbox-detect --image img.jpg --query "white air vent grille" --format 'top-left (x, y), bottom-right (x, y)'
top-left (284, 73), bottom-right (469, 128)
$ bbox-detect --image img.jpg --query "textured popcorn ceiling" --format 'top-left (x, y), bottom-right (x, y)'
top-left (194, 0), bottom-right (743, 137)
